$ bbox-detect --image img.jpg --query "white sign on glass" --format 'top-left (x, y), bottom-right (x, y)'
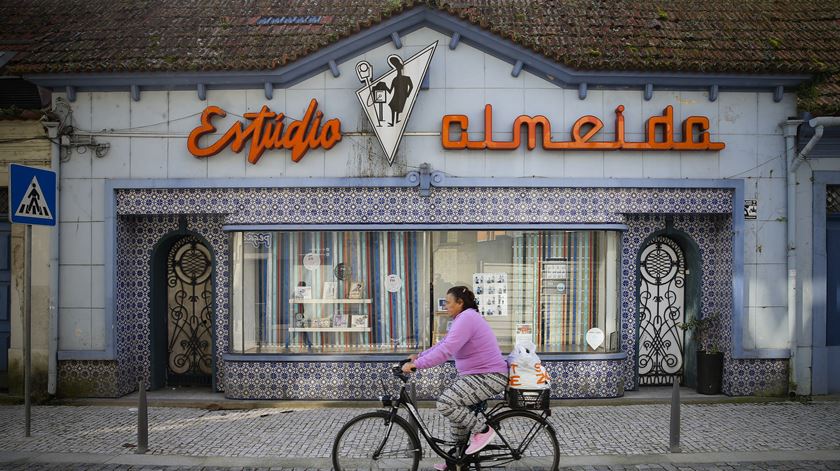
top-left (385, 274), bottom-right (402, 293)
top-left (586, 328), bottom-right (605, 350)
top-left (303, 252), bottom-right (320, 271)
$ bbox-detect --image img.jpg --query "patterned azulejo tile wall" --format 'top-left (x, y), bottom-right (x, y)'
top-left (58, 360), bottom-right (121, 398)
top-left (59, 184), bottom-right (785, 398)
top-left (223, 359), bottom-right (625, 400)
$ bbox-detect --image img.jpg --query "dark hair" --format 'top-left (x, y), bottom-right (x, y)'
top-left (447, 285), bottom-right (478, 311)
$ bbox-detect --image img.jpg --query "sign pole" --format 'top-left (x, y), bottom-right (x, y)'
top-left (24, 223), bottom-right (31, 437)
top-left (9, 164), bottom-right (59, 438)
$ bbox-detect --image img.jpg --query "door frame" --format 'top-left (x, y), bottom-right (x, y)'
top-left (149, 228), bottom-right (217, 390)
top-left (634, 222), bottom-right (702, 388)
top-left (812, 173), bottom-right (840, 395)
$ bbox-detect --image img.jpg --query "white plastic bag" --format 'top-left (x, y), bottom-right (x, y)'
top-left (507, 341), bottom-right (550, 389)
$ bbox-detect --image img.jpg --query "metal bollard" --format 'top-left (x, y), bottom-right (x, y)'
top-left (136, 380), bottom-right (148, 454)
top-left (669, 379), bottom-right (681, 453)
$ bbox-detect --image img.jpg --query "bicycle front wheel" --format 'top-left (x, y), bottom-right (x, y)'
top-left (490, 409), bottom-right (560, 470)
top-left (331, 410), bottom-right (422, 471)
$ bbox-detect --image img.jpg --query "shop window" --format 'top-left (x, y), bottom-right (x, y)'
top-left (231, 231), bottom-right (429, 354)
top-left (230, 230), bottom-right (620, 354)
top-left (431, 230), bottom-right (620, 353)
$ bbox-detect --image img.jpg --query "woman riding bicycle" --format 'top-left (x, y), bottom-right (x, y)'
top-left (401, 285), bottom-right (508, 469)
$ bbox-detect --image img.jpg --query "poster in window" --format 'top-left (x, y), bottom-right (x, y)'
top-left (515, 323), bottom-right (533, 345)
top-left (472, 272), bottom-right (508, 316)
top-left (543, 260), bottom-right (567, 280)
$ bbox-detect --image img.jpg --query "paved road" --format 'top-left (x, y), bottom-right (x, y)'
top-left (1, 461), bottom-right (839, 470)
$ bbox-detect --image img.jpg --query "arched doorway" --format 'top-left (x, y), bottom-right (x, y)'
top-left (151, 234), bottom-right (214, 389)
top-left (638, 236), bottom-right (687, 386)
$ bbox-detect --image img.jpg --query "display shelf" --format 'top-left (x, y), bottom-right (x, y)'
top-left (288, 299), bottom-right (372, 304)
top-left (288, 327), bottom-right (371, 332)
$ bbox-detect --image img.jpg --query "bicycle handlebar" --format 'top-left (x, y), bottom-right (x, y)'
top-left (392, 359), bottom-right (416, 381)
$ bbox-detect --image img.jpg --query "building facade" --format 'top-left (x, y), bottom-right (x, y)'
top-left (2, 2), bottom-right (839, 399)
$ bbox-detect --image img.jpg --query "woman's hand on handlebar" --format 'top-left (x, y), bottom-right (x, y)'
top-left (408, 353), bottom-right (418, 361)
top-left (401, 361), bottom-right (417, 374)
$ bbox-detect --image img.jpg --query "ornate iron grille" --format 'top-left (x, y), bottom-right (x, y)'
top-left (638, 236), bottom-right (686, 386)
top-left (166, 236), bottom-right (213, 385)
top-left (828, 186), bottom-right (840, 215)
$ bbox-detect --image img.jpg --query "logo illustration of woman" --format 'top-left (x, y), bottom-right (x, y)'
top-left (386, 55), bottom-right (413, 127)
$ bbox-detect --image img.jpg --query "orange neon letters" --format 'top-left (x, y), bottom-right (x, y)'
top-left (187, 99), bottom-right (342, 163)
top-left (441, 105), bottom-right (725, 151)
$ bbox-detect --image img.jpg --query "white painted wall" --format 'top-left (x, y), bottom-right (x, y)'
top-left (54, 27), bottom-right (801, 354)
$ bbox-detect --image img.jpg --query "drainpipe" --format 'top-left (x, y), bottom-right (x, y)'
top-left (43, 121), bottom-right (60, 396)
top-left (783, 116), bottom-right (840, 396)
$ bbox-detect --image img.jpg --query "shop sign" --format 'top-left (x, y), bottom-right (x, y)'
top-left (354, 42), bottom-right (437, 165)
top-left (442, 104), bottom-right (725, 151)
top-left (187, 98), bottom-right (341, 163)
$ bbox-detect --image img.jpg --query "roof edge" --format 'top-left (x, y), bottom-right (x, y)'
top-left (22, 6), bottom-right (812, 99)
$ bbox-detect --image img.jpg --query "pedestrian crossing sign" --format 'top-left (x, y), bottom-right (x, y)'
top-left (9, 164), bottom-right (56, 226)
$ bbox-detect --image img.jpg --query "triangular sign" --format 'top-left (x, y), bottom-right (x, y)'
top-left (14, 176), bottom-right (53, 220)
top-left (355, 41), bottom-right (437, 166)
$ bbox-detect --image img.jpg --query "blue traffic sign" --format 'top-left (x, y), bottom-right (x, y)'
top-left (9, 164), bottom-right (56, 226)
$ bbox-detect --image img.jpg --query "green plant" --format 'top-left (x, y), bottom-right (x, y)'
top-left (678, 311), bottom-right (721, 353)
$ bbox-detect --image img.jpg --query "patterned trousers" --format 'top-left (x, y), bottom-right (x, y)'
top-left (436, 372), bottom-right (508, 444)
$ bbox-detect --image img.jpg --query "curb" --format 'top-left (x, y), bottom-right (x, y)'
top-left (1, 449), bottom-right (839, 468)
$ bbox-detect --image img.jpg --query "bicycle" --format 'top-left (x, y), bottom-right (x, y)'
top-left (331, 359), bottom-right (560, 470)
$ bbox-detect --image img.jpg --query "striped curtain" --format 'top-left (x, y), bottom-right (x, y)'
top-left (512, 231), bottom-right (600, 350)
top-left (251, 231), bottom-right (420, 352)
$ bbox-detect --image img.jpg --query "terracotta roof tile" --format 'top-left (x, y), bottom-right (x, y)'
top-left (1, 0), bottom-right (840, 112)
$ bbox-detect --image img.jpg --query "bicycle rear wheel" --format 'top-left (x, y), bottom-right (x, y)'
top-left (331, 410), bottom-right (422, 470)
top-left (487, 409), bottom-right (560, 470)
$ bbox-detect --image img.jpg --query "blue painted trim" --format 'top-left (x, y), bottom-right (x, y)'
top-left (448, 32), bottom-right (460, 50)
top-left (23, 7), bottom-right (811, 95)
top-left (578, 82), bottom-right (587, 100)
top-left (431, 175), bottom-right (740, 189)
top-left (57, 350), bottom-right (113, 361)
top-left (391, 31), bottom-right (402, 49)
top-left (812, 171), bottom-right (840, 393)
top-left (328, 60), bottom-right (340, 78)
top-left (130, 84), bottom-right (140, 102)
top-left (0, 51), bottom-right (16, 69)
top-left (709, 85), bottom-right (719, 102)
top-left (511, 60), bottom-right (524, 78)
top-left (263, 82), bottom-right (273, 100)
top-left (222, 223), bottom-right (629, 232)
top-left (107, 174), bottom-right (422, 190)
top-left (644, 83), bottom-right (653, 101)
top-left (108, 175), bottom-right (744, 191)
top-left (197, 83), bottom-right (206, 101)
top-left (728, 178), bottom-right (788, 360)
top-left (223, 352), bottom-right (626, 362)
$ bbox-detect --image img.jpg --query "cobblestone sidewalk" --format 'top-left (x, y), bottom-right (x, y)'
top-left (0, 401), bottom-right (838, 458)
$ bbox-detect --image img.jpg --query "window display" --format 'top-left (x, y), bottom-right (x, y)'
top-left (230, 231), bottom-right (428, 353)
top-left (230, 229), bottom-right (620, 355)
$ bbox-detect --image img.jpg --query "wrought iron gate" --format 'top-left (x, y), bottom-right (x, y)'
top-left (638, 236), bottom-right (686, 385)
top-left (166, 236), bottom-right (213, 386)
